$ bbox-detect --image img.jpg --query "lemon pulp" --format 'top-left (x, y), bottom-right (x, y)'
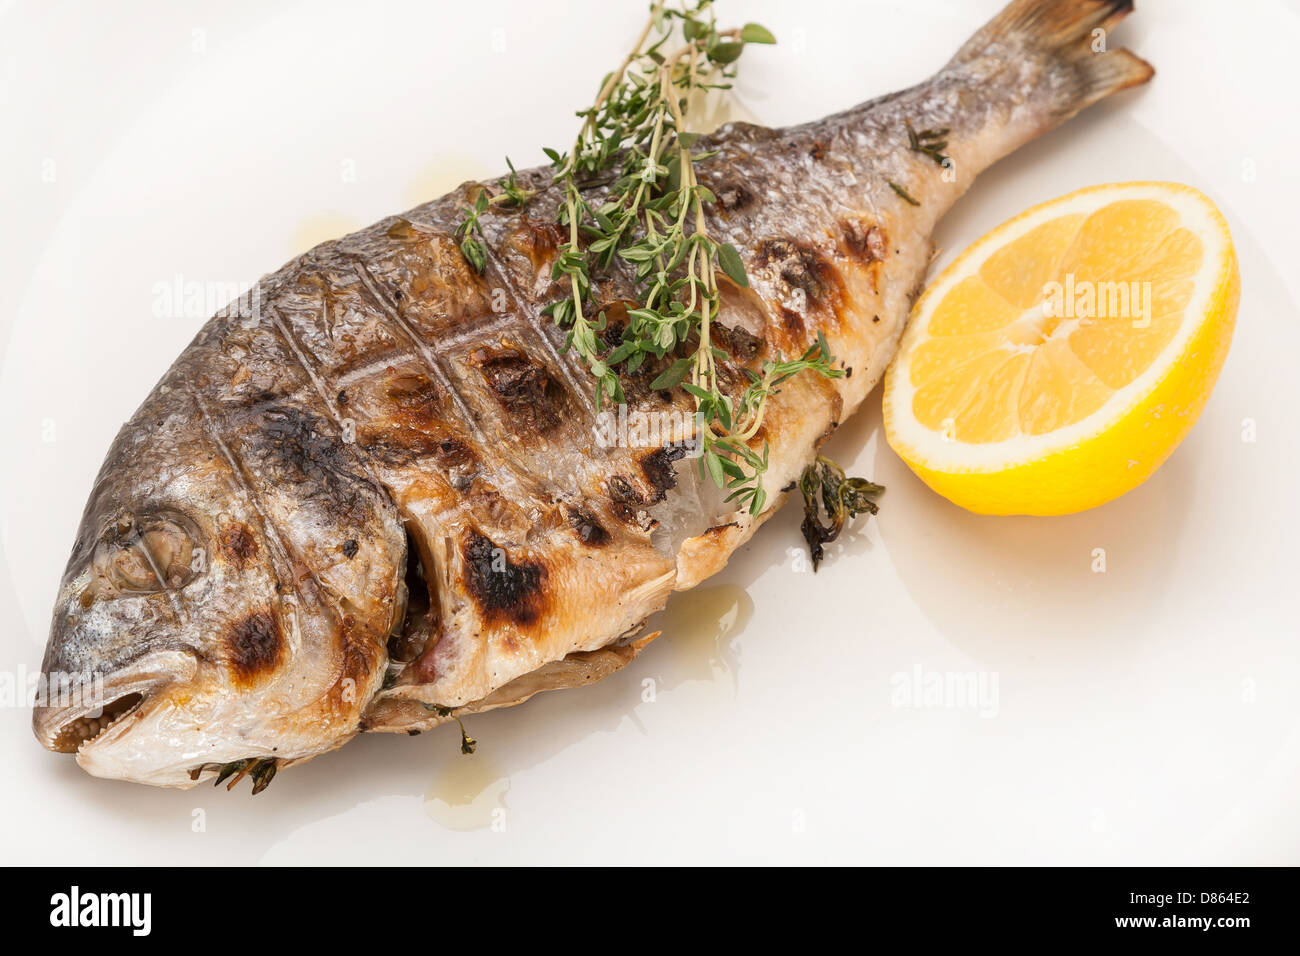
top-left (883, 182), bottom-right (1239, 515)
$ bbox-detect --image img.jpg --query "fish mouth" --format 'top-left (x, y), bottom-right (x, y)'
top-left (31, 657), bottom-right (188, 757)
top-left (38, 691), bottom-right (148, 753)
top-left (33, 645), bottom-right (199, 757)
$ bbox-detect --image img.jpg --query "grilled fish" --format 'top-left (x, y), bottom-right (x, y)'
top-left (33, 0), bottom-right (1152, 788)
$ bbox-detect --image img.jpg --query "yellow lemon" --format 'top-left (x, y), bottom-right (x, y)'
top-left (883, 182), bottom-right (1239, 515)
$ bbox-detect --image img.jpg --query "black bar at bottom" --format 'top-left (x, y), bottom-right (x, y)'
top-left (5, 866), bottom-right (1289, 941)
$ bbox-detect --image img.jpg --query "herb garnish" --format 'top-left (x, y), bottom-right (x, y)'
top-left (905, 119), bottom-right (949, 167)
top-left (538, 1), bottom-right (822, 515)
top-left (799, 456), bottom-right (885, 570)
top-left (888, 180), bottom-right (921, 206)
top-left (188, 756), bottom-right (279, 794)
top-left (456, 157), bottom-right (535, 273)
top-left (456, 1), bottom-right (881, 536)
top-left (426, 704), bottom-right (477, 754)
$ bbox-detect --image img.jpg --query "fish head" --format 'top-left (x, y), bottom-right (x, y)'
top-left (33, 379), bottom-right (407, 789)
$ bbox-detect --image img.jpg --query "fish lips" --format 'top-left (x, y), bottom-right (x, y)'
top-left (32, 648), bottom-right (196, 773)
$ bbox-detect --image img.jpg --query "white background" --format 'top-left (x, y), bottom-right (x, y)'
top-left (2, 0), bottom-right (1298, 864)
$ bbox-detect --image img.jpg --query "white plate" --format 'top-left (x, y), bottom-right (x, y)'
top-left (2, 0), bottom-right (1298, 864)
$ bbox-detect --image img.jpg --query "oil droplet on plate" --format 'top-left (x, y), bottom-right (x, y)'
top-left (656, 583), bottom-right (754, 688)
top-left (424, 748), bottom-right (509, 831)
top-left (289, 212), bottom-right (363, 258)
top-left (403, 153), bottom-right (494, 208)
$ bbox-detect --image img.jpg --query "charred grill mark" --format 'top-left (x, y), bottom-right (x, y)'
top-left (259, 296), bottom-right (400, 523)
top-left (432, 437), bottom-right (475, 468)
top-left (227, 609), bottom-right (284, 684)
top-left (711, 182), bottom-right (754, 214)
top-left (606, 475), bottom-right (645, 525)
top-left (818, 394), bottom-right (846, 445)
top-left (756, 238), bottom-right (842, 310)
top-left (382, 371), bottom-right (450, 437)
top-left (639, 444), bottom-right (687, 503)
top-left (218, 522), bottom-right (259, 570)
top-left (362, 428), bottom-right (480, 485)
top-left (243, 385), bottom-right (295, 407)
top-left (466, 211), bottom-right (599, 422)
top-left (524, 323), bottom-right (599, 420)
top-left (366, 371), bottom-right (479, 480)
top-left (385, 372), bottom-right (442, 408)
top-left (188, 386), bottom-right (301, 598)
top-left (608, 475), bottom-right (643, 506)
top-left (779, 306), bottom-right (804, 338)
top-left (596, 301), bottom-right (634, 350)
top-left (350, 258), bottom-right (491, 449)
top-left (469, 346), bottom-right (570, 433)
top-left (566, 506), bottom-right (610, 546)
top-left (711, 323), bottom-right (762, 362)
top-left (462, 529), bottom-right (546, 626)
top-left (504, 216), bottom-right (567, 269)
top-left (259, 406), bottom-right (370, 524)
top-left (841, 220), bottom-right (888, 263)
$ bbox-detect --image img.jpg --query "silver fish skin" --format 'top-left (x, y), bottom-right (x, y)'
top-left (33, 0), bottom-right (1151, 788)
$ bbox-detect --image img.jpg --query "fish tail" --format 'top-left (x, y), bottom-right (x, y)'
top-left (951, 0), bottom-right (1154, 116)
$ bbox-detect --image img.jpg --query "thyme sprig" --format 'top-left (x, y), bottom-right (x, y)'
top-left (888, 180), bottom-right (920, 206)
top-left (536, 1), bottom-right (847, 515)
top-left (426, 704), bottom-right (477, 754)
top-left (188, 757), bottom-right (279, 794)
top-left (452, 2), bottom-right (870, 527)
top-left (456, 158), bottom-right (534, 273)
top-left (799, 456), bottom-right (885, 571)
top-left (905, 119), bottom-right (950, 167)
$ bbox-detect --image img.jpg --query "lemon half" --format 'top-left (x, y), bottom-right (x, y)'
top-left (883, 182), bottom-right (1239, 515)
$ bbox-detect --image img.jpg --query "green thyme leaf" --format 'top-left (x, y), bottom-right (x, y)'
top-left (717, 242), bottom-right (749, 287)
top-left (888, 180), bottom-right (920, 206)
top-left (740, 23), bottom-right (776, 44)
top-left (461, 237), bottom-right (487, 273)
top-left (650, 356), bottom-right (693, 389)
top-left (709, 41), bottom-right (745, 64)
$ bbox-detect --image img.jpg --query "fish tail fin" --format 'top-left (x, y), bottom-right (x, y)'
top-left (951, 0), bottom-right (1154, 114)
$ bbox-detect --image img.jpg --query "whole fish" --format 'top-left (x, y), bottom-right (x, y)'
top-left (33, 0), bottom-right (1151, 788)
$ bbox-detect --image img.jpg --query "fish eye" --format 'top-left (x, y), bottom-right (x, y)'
top-left (86, 510), bottom-right (204, 600)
